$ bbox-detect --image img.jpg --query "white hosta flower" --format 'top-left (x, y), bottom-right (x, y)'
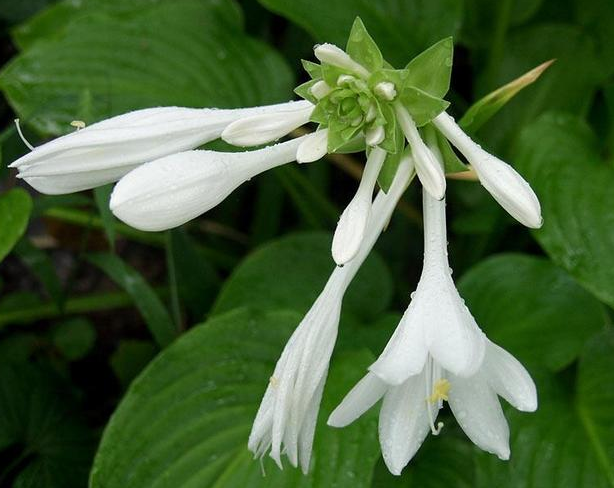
top-left (395, 103), bottom-right (446, 200)
top-left (110, 136), bottom-right (308, 232)
top-left (369, 190), bottom-right (485, 385)
top-left (10, 101), bottom-right (305, 195)
top-left (331, 146), bottom-right (386, 265)
top-left (433, 112), bottom-right (542, 228)
top-left (221, 100), bottom-right (314, 147)
top-left (328, 190), bottom-right (537, 475)
top-left (328, 340), bottom-right (537, 475)
top-left (249, 156), bottom-right (415, 473)
top-left (313, 43), bottom-right (370, 78)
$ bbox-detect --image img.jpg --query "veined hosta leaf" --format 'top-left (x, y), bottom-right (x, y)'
top-left (475, 330), bottom-right (614, 488)
top-left (514, 113), bottom-right (614, 310)
top-left (0, 0), bottom-right (293, 135)
top-left (0, 188), bottom-right (32, 263)
top-left (211, 232), bottom-right (393, 323)
top-left (458, 254), bottom-right (605, 371)
top-left (0, 362), bottom-right (94, 488)
top-left (90, 308), bottom-right (379, 487)
top-left (459, 60), bottom-right (554, 134)
top-left (258, 0), bottom-right (463, 67)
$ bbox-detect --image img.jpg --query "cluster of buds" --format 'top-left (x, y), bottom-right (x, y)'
top-left (10, 18), bottom-right (541, 476)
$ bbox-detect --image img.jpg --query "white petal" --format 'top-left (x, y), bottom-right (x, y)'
top-left (483, 341), bottom-right (537, 412)
top-left (420, 190), bottom-right (486, 377)
top-left (332, 147), bottom-right (386, 265)
top-left (110, 137), bottom-right (303, 231)
top-left (368, 301), bottom-right (429, 385)
top-left (395, 103), bottom-right (445, 199)
top-left (296, 129), bottom-right (328, 163)
top-left (433, 112), bottom-right (542, 228)
top-left (447, 372), bottom-right (510, 460)
top-left (11, 102), bottom-right (302, 194)
top-left (365, 125), bottom-right (385, 146)
top-left (328, 372), bottom-right (387, 427)
top-left (221, 100), bottom-right (313, 147)
top-left (313, 43), bottom-right (370, 78)
top-left (379, 371), bottom-right (434, 475)
top-left (298, 374), bottom-right (326, 474)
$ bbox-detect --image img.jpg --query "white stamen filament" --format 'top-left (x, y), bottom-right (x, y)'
top-left (14, 119), bottom-right (34, 150)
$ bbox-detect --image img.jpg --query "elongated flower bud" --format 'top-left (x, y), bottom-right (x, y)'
top-left (313, 43), bottom-right (370, 78)
top-left (296, 129), bottom-right (329, 163)
top-left (433, 112), bottom-right (542, 228)
top-left (332, 147), bottom-right (386, 265)
top-left (11, 102), bottom-right (305, 195)
top-left (221, 100), bottom-right (313, 147)
top-left (395, 103), bottom-right (446, 200)
top-left (110, 137), bottom-right (306, 231)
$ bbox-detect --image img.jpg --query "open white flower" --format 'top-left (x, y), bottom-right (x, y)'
top-left (10, 100), bottom-right (312, 194)
top-left (328, 339), bottom-right (537, 475)
top-left (249, 156), bottom-right (415, 473)
top-left (433, 111), bottom-right (542, 228)
top-left (328, 189), bottom-right (537, 475)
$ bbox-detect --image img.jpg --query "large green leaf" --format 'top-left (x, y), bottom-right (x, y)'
top-left (211, 232), bottom-right (393, 323)
top-left (514, 113), bottom-right (614, 309)
top-left (458, 254), bottom-right (605, 371)
top-left (87, 252), bottom-right (177, 347)
top-left (90, 308), bottom-right (379, 487)
top-left (258, 0), bottom-right (463, 67)
top-left (475, 24), bottom-right (602, 153)
top-left (0, 188), bottom-right (32, 263)
top-left (475, 330), bottom-right (614, 488)
top-left (0, 362), bottom-right (94, 488)
top-left (0, 0), bottom-right (294, 135)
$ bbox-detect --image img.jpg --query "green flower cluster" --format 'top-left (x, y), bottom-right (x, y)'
top-left (295, 18), bottom-right (464, 190)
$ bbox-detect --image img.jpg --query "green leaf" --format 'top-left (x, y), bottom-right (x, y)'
top-left (459, 60), bottom-right (554, 134)
top-left (398, 86), bottom-right (450, 127)
top-left (575, 0), bottom-right (614, 78)
top-left (346, 17), bottom-right (383, 72)
top-left (93, 184), bottom-right (116, 251)
top-left (475, 24), bottom-right (603, 152)
top-left (0, 0), bottom-right (293, 136)
top-left (514, 113), bottom-right (614, 310)
top-left (14, 237), bottom-right (64, 307)
top-left (377, 133), bottom-right (408, 192)
top-left (109, 339), bottom-right (157, 389)
top-left (458, 254), bottom-right (606, 371)
top-left (301, 59), bottom-right (322, 79)
top-left (0, 188), bottom-right (32, 263)
top-left (212, 232), bottom-right (392, 323)
top-left (258, 0), bottom-right (463, 67)
top-left (404, 37), bottom-right (453, 99)
top-left (90, 308), bottom-right (379, 487)
top-left (475, 330), bottom-right (614, 488)
top-left (52, 317), bottom-right (97, 361)
top-left (294, 79), bottom-right (319, 104)
top-left (0, 362), bottom-right (94, 487)
top-left (87, 252), bottom-right (177, 347)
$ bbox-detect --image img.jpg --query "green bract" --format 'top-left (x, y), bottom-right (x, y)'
top-left (294, 17), bottom-right (454, 190)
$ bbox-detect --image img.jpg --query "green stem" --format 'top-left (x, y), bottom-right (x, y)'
top-left (42, 207), bottom-right (238, 269)
top-left (0, 288), bottom-right (166, 329)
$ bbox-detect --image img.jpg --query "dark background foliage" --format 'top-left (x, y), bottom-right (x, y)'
top-left (0, 0), bottom-right (612, 486)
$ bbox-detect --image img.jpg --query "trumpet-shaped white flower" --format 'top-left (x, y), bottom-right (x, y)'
top-left (9, 101), bottom-right (308, 195)
top-left (328, 190), bottom-right (537, 475)
top-left (249, 156), bottom-right (415, 473)
top-left (395, 103), bottom-right (446, 200)
top-left (433, 112), bottom-right (542, 228)
top-left (110, 136), bottom-right (309, 231)
top-left (328, 339), bottom-right (537, 475)
top-left (331, 146), bottom-right (386, 265)
top-left (313, 43), bottom-right (370, 78)
top-left (369, 190), bottom-right (486, 384)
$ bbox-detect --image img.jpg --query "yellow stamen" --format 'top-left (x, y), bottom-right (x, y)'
top-left (427, 378), bottom-right (451, 404)
top-left (71, 120), bottom-right (86, 130)
top-left (269, 376), bottom-right (279, 388)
